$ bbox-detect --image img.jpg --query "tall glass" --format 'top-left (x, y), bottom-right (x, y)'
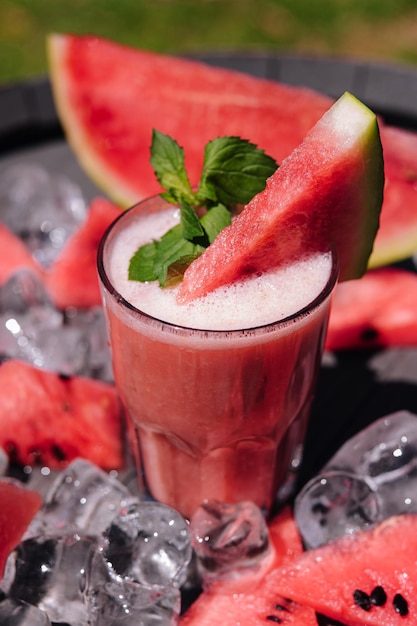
top-left (98, 196), bottom-right (339, 519)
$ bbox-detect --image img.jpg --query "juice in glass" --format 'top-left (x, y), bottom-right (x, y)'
top-left (98, 195), bottom-right (338, 519)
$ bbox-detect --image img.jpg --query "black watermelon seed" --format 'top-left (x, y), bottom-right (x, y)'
top-left (393, 593), bottom-right (409, 616)
top-left (51, 444), bottom-right (67, 462)
top-left (360, 326), bottom-right (379, 342)
top-left (353, 589), bottom-right (372, 611)
top-left (58, 372), bottom-right (72, 382)
top-left (274, 604), bottom-right (290, 612)
top-left (370, 586), bottom-right (387, 606)
top-left (266, 616), bottom-right (282, 623)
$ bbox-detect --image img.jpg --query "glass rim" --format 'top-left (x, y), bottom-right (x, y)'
top-left (97, 196), bottom-right (340, 338)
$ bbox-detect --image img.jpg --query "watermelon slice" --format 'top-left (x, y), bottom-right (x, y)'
top-left (180, 507), bottom-right (318, 626)
top-left (178, 92), bottom-right (383, 302)
top-left (0, 480), bottom-right (42, 580)
top-left (326, 267), bottom-right (417, 351)
top-left (269, 514), bottom-right (417, 626)
top-left (47, 33), bottom-right (331, 208)
top-left (45, 197), bottom-right (122, 309)
top-left (47, 33), bottom-right (417, 267)
top-left (0, 359), bottom-right (123, 469)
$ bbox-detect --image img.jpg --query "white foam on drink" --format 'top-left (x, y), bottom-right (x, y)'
top-left (106, 207), bottom-right (333, 331)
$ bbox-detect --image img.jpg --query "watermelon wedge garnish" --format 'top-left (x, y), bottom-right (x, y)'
top-left (47, 34), bottom-right (417, 267)
top-left (269, 514), bottom-right (417, 626)
top-left (178, 92), bottom-right (384, 302)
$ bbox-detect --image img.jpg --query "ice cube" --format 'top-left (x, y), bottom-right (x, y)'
top-left (103, 501), bottom-right (192, 588)
top-left (326, 410), bottom-right (417, 481)
top-left (85, 551), bottom-right (181, 626)
top-left (0, 312), bottom-right (90, 376)
top-left (5, 533), bottom-right (97, 625)
top-left (0, 597), bottom-right (51, 625)
top-left (26, 459), bottom-right (137, 539)
top-left (294, 471), bottom-right (381, 549)
top-left (90, 580), bottom-right (180, 626)
top-left (0, 163), bottom-right (87, 267)
top-left (64, 306), bottom-right (113, 381)
top-left (326, 410), bottom-right (417, 519)
top-left (24, 465), bottom-right (61, 499)
top-left (0, 272), bottom-right (112, 379)
top-left (189, 499), bottom-right (270, 583)
top-left (295, 411), bottom-right (417, 548)
top-left (0, 271), bottom-right (87, 376)
top-left (0, 270), bottom-right (52, 315)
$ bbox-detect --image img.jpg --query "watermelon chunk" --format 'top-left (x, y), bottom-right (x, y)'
top-left (326, 267), bottom-right (417, 351)
top-left (180, 507), bottom-right (318, 626)
top-left (270, 514), bottom-right (417, 626)
top-left (0, 480), bottom-right (42, 580)
top-left (178, 92), bottom-right (383, 302)
top-left (45, 197), bottom-right (122, 309)
top-left (47, 33), bottom-right (417, 267)
top-left (0, 359), bottom-right (123, 469)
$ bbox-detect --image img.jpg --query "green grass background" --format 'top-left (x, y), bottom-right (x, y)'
top-left (1, 0), bottom-right (417, 84)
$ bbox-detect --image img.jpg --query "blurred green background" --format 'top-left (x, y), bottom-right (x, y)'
top-left (1, 0), bottom-right (417, 84)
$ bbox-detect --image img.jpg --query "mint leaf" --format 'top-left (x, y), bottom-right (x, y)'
top-left (200, 203), bottom-right (231, 244)
top-left (129, 132), bottom-right (278, 287)
top-left (128, 224), bottom-right (204, 287)
top-left (198, 136), bottom-right (277, 206)
top-left (180, 202), bottom-right (205, 240)
top-left (128, 241), bottom-right (159, 283)
top-left (150, 130), bottom-right (195, 205)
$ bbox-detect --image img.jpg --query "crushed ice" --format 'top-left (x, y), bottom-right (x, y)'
top-left (0, 163), bottom-right (112, 381)
top-left (0, 459), bottom-right (192, 625)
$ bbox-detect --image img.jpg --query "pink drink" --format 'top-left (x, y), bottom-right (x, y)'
top-left (98, 196), bottom-right (338, 519)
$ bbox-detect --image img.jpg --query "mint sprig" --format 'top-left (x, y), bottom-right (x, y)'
top-left (128, 129), bottom-right (277, 286)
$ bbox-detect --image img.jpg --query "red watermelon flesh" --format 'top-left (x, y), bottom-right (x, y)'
top-left (0, 223), bottom-right (44, 284)
top-left (45, 196), bottom-right (121, 309)
top-left (0, 359), bottom-right (123, 469)
top-left (326, 267), bottom-right (417, 351)
top-left (0, 480), bottom-right (42, 579)
top-left (178, 92), bottom-right (383, 302)
top-left (269, 514), bottom-right (417, 626)
top-left (180, 507), bottom-right (318, 626)
top-left (47, 34), bottom-right (417, 267)
top-left (47, 34), bottom-right (331, 207)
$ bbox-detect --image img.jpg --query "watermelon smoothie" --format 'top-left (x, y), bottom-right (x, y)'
top-left (98, 195), bottom-right (338, 519)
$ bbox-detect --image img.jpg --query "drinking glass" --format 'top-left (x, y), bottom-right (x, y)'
top-left (98, 195), bottom-right (338, 519)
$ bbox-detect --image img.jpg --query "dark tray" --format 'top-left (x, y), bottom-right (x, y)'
top-left (1, 53), bottom-right (417, 487)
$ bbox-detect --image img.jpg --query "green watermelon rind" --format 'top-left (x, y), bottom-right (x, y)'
top-left (327, 92), bottom-right (384, 280)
